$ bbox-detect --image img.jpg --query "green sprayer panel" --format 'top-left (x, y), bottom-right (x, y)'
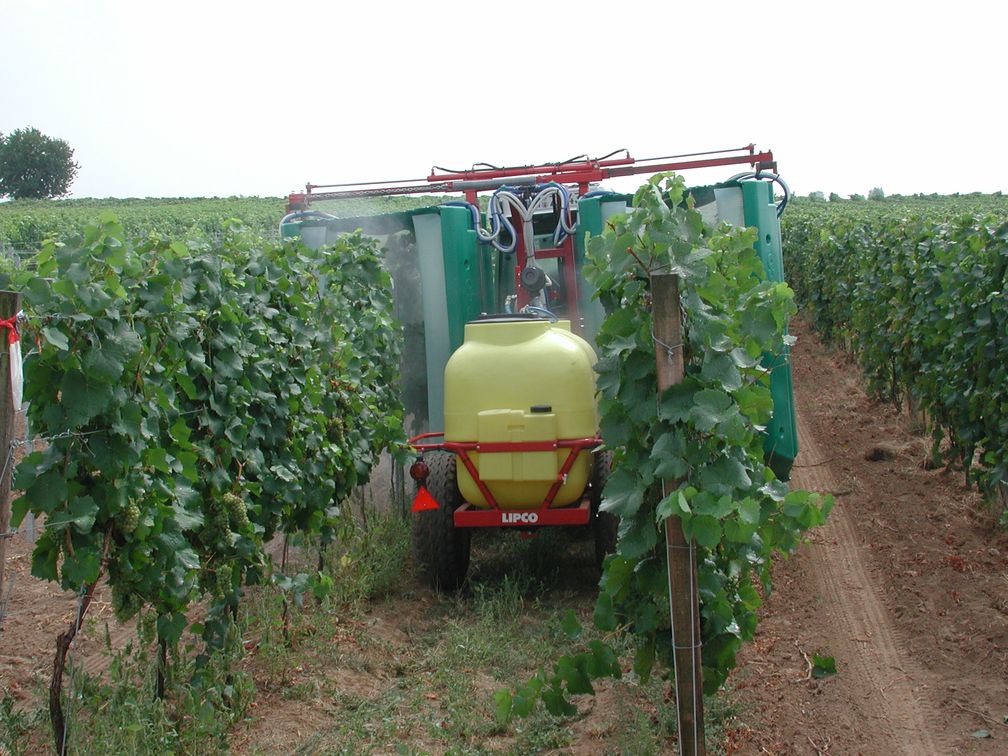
top-left (280, 184), bottom-right (799, 469)
top-left (742, 180), bottom-right (798, 480)
top-left (439, 206), bottom-right (484, 353)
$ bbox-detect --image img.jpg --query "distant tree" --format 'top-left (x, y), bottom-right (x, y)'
top-left (0, 127), bottom-right (79, 199)
top-left (828, 192), bottom-right (842, 202)
top-left (850, 193), bottom-right (865, 201)
top-left (868, 187), bottom-right (885, 201)
top-left (808, 191), bottom-right (825, 201)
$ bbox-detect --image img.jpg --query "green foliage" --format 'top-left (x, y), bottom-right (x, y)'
top-left (0, 195), bottom-right (451, 250)
top-left (507, 173), bottom-right (831, 716)
top-left (0, 197), bottom-right (286, 249)
top-left (808, 191), bottom-right (825, 202)
top-left (783, 198), bottom-right (1008, 494)
top-left (325, 509), bottom-right (413, 606)
top-left (1, 694), bottom-right (42, 756)
top-left (3, 214), bottom-right (403, 657)
top-left (0, 127), bottom-right (79, 200)
top-left (59, 634), bottom-right (252, 754)
top-left (811, 654), bottom-right (836, 679)
top-left (868, 187), bottom-right (885, 201)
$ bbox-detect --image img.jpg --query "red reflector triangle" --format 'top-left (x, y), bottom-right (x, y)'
top-left (411, 485), bottom-right (440, 512)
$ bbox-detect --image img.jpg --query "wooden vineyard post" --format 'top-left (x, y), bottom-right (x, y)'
top-left (0, 291), bottom-right (21, 607)
top-left (651, 273), bottom-right (706, 755)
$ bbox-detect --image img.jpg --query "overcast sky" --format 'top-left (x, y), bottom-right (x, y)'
top-left (2, 1), bottom-right (1005, 200)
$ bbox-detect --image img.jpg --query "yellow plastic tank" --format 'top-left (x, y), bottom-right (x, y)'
top-left (443, 316), bottom-right (598, 509)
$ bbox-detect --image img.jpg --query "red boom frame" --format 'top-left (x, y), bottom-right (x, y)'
top-left (410, 432), bottom-right (602, 528)
top-left (287, 144), bottom-right (775, 209)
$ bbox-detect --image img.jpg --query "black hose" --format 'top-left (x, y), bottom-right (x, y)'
top-left (432, 162), bottom-right (504, 173)
top-left (729, 171), bottom-right (791, 218)
top-left (594, 148), bottom-right (629, 162)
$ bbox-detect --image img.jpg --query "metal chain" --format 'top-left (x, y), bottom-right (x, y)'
top-left (652, 334), bottom-right (684, 360)
top-left (1, 428), bottom-right (107, 543)
top-left (12, 428), bottom-right (108, 449)
top-left (11, 410), bottom-right (203, 455)
top-left (20, 309), bottom-right (223, 324)
top-left (2, 408), bottom-right (204, 539)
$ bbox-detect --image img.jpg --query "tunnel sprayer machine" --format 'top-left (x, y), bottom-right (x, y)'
top-left (282, 145), bottom-right (797, 590)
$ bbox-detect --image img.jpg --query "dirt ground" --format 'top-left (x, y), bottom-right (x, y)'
top-left (1, 407), bottom-right (139, 712)
top-left (0, 538), bottom-right (136, 710)
top-left (729, 319), bottom-right (1008, 754)
top-left (2, 316), bottom-right (1007, 753)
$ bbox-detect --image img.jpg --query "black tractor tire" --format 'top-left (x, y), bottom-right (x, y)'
top-left (411, 452), bottom-right (471, 591)
top-left (590, 450), bottom-right (617, 568)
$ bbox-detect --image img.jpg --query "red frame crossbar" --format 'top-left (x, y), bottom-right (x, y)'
top-left (288, 145), bottom-right (775, 209)
top-left (410, 432), bottom-right (602, 528)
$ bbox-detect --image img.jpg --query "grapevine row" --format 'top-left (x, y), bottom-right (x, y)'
top-left (0, 195), bottom-right (457, 249)
top-left (0, 213), bottom-right (404, 748)
top-left (500, 174), bottom-right (832, 719)
top-left (783, 202), bottom-right (1008, 496)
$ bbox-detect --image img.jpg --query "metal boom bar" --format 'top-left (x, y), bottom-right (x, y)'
top-left (287, 145), bottom-right (775, 208)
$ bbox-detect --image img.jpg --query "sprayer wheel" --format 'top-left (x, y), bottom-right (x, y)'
top-left (411, 451), bottom-right (470, 591)
top-left (591, 450), bottom-right (617, 568)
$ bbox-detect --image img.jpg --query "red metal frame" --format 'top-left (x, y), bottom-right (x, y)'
top-left (428, 153), bottom-right (636, 186)
top-left (410, 432), bottom-right (602, 528)
top-left (288, 144), bottom-right (775, 208)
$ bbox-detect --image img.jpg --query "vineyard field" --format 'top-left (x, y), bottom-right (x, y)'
top-left (0, 197), bottom-right (285, 249)
top-left (783, 194), bottom-right (1008, 500)
top-left (0, 195), bottom-right (452, 250)
top-left (0, 190), bottom-right (1005, 754)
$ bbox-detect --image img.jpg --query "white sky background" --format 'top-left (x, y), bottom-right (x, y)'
top-left (1, 0), bottom-right (1005, 199)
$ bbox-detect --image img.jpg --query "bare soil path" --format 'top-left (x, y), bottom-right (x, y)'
top-left (731, 319), bottom-right (1008, 754)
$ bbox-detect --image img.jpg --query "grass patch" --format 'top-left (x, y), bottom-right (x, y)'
top-left (7, 629), bottom-right (254, 755)
top-left (0, 694), bottom-right (45, 756)
top-left (234, 519), bottom-right (739, 753)
top-left (8, 508), bottom-right (741, 753)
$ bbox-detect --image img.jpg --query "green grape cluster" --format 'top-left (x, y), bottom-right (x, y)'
top-left (111, 584), bottom-right (143, 622)
top-left (215, 562), bottom-right (233, 599)
top-left (204, 497), bottom-right (233, 548)
top-left (222, 492), bottom-right (250, 530)
top-left (121, 500), bottom-right (140, 534)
